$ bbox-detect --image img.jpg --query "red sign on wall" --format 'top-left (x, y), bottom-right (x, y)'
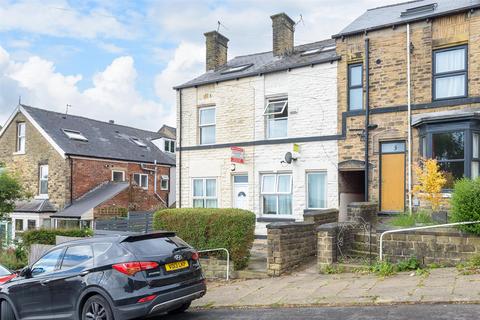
top-left (231, 147), bottom-right (245, 164)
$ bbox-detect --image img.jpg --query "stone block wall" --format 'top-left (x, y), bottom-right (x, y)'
top-left (199, 257), bottom-right (233, 279)
top-left (266, 222), bottom-right (316, 276)
top-left (304, 209), bottom-right (339, 228)
top-left (346, 202), bottom-right (377, 225)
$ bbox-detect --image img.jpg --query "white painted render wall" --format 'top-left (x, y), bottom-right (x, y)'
top-left (177, 61), bottom-right (338, 235)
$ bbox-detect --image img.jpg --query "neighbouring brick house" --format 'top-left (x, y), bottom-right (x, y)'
top-left (0, 105), bottom-right (175, 236)
top-left (334, 0), bottom-right (480, 213)
top-left (175, 13), bottom-right (339, 236)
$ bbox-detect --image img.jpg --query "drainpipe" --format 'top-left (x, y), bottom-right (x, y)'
top-left (364, 38), bottom-right (370, 202)
top-left (140, 161), bottom-right (167, 207)
top-left (407, 24), bottom-right (413, 215)
top-left (178, 89), bottom-right (183, 208)
top-left (69, 156), bottom-right (73, 205)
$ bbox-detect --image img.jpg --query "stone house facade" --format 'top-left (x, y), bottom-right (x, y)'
top-left (334, 1), bottom-right (480, 213)
top-left (175, 13), bottom-right (339, 235)
top-left (0, 105), bottom-right (175, 236)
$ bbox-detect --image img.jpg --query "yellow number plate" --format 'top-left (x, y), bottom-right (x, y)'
top-left (165, 260), bottom-right (189, 271)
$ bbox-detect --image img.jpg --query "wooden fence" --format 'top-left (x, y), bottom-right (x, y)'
top-left (95, 212), bottom-right (154, 233)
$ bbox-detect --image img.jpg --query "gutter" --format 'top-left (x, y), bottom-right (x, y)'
top-left (364, 38), bottom-right (370, 202)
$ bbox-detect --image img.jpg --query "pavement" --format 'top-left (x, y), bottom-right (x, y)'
top-left (192, 264), bottom-right (480, 309)
top-left (158, 304), bottom-right (480, 319)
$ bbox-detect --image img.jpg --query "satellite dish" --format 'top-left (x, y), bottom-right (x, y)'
top-left (284, 152), bottom-right (293, 164)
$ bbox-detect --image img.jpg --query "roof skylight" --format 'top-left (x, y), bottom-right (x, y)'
top-left (221, 64), bottom-right (252, 74)
top-left (400, 3), bottom-right (437, 17)
top-left (321, 45), bottom-right (336, 52)
top-left (301, 48), bottom-right (322, 56)
top-left (131, 137), bottom-right (147, 147)
top-left (63, 129), bottom-right (88, 142)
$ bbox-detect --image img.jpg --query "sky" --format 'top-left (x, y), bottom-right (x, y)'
top-left (0, 0), bottom-right (400, 132)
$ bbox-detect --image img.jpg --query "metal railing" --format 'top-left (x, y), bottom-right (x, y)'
top-left (198, 248), bottom-right (230, 281)
top-left (379, 221), bottom-right (480, 261)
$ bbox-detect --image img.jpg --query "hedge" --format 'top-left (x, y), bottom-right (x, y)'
top-left (153, 208), bottom-right (256, 270)
top-left (451, 178), bottom-right (480, 235)
top-left (21, 229), bottom-right (93, 249)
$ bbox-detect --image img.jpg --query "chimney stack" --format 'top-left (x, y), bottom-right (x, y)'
top-left (204, 31), bottom-right (229, 71)
top-left (271, 13), bottom-right (295, 56)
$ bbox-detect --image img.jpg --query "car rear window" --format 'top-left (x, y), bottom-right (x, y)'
top-left (0, 265), bottom-right (10, 276)
top-left (122, 236), bottom-right (189, 256)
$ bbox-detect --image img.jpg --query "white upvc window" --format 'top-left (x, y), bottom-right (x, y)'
top-left (192, 178), bottom-right (217, 208)
top-left (63, 129), bottom-right (88, 141)
top-left (131, 137), bottom-right (147, 147)
top-left (164, 139), bottom-right (175, 153)
top-left (133, 173), bottom-right (148, 189)
top-left (161, 175), bottom-right (169, 190)
top-left (112, 170), bottom-right (125, 182)
top-left (16, 122), bottom-right (26, 153)
top-left (199, 107), bottom-right (216, 145)
top-left (39, 164), bottom-right (49, 197)
top-left (306, 171), bottom-right (328, 209)
top-left (261, 173), bottom-right (292, 215)
top-left (264, 98), bottom-right (288, 139)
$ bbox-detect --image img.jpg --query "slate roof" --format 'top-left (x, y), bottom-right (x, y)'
top-left (21, 105), bottom-right (175, 166)
top-left (174, 39), bottom-right (339, 89)
top-left (14, 199), bottom-right (57, 213)
top-left (334, 0), bottom-right (480, 38)
top-left (51, 182), bottom-right (129, 219)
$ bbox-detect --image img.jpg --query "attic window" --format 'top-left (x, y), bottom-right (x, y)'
top-left (131, 137), bottom-right (147, 147)
top-left (221, 64), bottom-right (252, 74)
top-left (400, 3), bottom-right (437, 17)
top-left (63, 129), bottom-right (88, 141)
top-left (301, 48), bottom-right (321, 56)
top-left (321, 45), bottom-right (336, 52)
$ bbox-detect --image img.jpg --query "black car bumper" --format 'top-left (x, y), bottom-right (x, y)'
top-left (113, 281), bottom-right (207, 320)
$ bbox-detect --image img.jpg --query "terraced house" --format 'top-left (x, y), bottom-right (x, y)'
top-left (0, 105), bottom-right (175, 237)
top-left (175, 13), bottom-right (339, 236)
top-left (334, 0), bottom-right (480, 213)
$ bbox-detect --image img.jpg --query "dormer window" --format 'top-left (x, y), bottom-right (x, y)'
top-left (164, 139), bottom-right (175, 153)
top-left (221, 64), bottom-right (252, 74)
top-left (63, 129), bottom-right (88, 142)
top-left (131, 137), bottom-right (147, 147)
top-left (301, 48), bottom-right (321, 56)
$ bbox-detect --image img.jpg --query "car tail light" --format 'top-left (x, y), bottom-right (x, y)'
top-left (191, 252), bottom-right (199, 261)
top-left (137, 294), bottom-right (157, 303)
top-left (112, 261), bottom-right (159, 276)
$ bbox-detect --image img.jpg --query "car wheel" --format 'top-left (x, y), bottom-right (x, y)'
top-left (168, 301), bottom-right (191, 314)
top-left (1, 301), bottom-right (16, 320)
top-left (82, 295), bottom-right (113, 320)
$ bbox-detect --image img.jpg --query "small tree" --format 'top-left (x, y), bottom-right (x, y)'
top-left (412, 158), bottom-right (447, 212)
top-left (0, 169), bottom-right (25, 219)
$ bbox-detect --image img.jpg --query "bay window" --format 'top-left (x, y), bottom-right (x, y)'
top-left (264, 98), bottom-right (288, 139)
top-left (193, 178), bottom-right (217, 208)
top-left (433, 45), bottom-right (467, 100)
top-left (261, 173), bottom-right (292, 215)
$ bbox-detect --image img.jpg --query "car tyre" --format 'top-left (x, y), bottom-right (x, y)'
top-left (168, 301), bottom-right (191, 314)
top-left (1, 301), bottom-right (16, 320)
top-left (82, 295), bottom-right (114, 320)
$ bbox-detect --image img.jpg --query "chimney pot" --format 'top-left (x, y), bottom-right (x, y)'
top-left (109, 120), bottom-right (115, 124)
top-left (271, 13), bottom-right (295, 56)
top-left (204, 31), bottom-right (229, 71)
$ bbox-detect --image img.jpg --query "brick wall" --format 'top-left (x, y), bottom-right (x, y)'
top-left (0, 112), bottom-right (70, 209)
top-left (336, 11), bottom-right (480, 206)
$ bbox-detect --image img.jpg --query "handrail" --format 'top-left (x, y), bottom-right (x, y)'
top-left (198, 248), bottom-right (230, 281)
top-left (379, 221), bottom-right (480, 261)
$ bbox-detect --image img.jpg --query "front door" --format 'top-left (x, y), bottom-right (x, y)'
top-left (233, 175), bottom-right (248, 210)
top-left (380, 141), bottom-right (406, 212)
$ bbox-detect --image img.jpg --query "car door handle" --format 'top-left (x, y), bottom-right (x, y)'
top-left (40, 279), bottom-right (51, 286)
top-left (79, 271), bottom-right (89, 276)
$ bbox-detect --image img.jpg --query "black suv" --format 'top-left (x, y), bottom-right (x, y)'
top-left (0, 232), bottom-right (206, 320)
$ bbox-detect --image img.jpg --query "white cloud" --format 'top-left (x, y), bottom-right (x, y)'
top-left (0, 46), bottom-right (172, 130)
top-left (0, 0), bottom-right (134, 39)
top-left (97, 42), bottom-right (125, 54)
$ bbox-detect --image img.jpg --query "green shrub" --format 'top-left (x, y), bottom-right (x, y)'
top-left (396, 256), bottom-right (421, 272)
top-left (389, 211), bottom-right (434, 228)
top-left (451, 178), bottom-right (480, 235)
top-left (22, 229), bottom-right (93, 249)
top-left (0, 247), bottom-right (27, 270)
top-left (153, 208), bottom-right (256, 270)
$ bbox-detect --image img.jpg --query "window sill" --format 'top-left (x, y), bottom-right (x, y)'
top-left (35, 195), bottom-right (49, 200)
top-left (12, 151), bottom-right (26, 155)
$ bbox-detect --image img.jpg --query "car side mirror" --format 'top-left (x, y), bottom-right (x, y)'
top-left (19, 267), bottom-right (32, 278)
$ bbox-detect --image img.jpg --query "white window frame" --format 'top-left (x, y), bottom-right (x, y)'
top-left (131, 137), bottom-right (147, 147)
top-left (192, 178), bottom-right (218, 208)
top-left (161, 175), bottom-right (169, 190)
top-left (306, 171), bottom-right (328, 210)
top-left (264, 98), bottom-right (288, 139)
top-left (133, 173), bottom-right (148, 189)
top-left (16, 122), bottom-right (26, 153)
top-left (38, 164), bottom-right (49, 197)
top-left (260, 173), bottom-right (292, 216)
top-left (199, 106), bottom-right (216, 145)
top-left (111, 170), bottom-right (125, 182)
top-left (164, 139), bottom-right (175, 153)
top-left (62, 129), bottom-right (88, 141)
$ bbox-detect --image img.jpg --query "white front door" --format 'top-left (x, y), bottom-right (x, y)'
top-left (233, 175), bottom-right (248, 210)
